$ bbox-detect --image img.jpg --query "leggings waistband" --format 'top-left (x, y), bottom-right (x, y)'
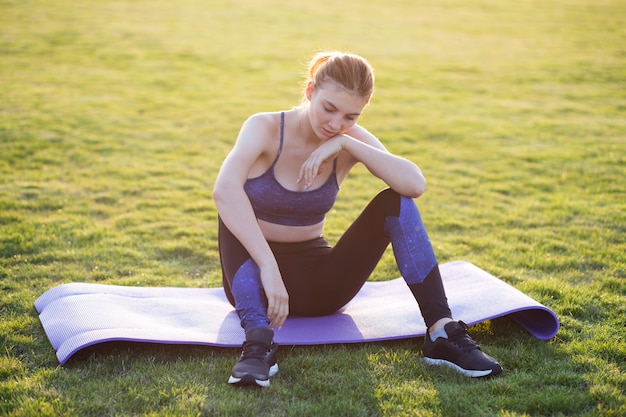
top-left (268, 237), bottom-right (330, 255)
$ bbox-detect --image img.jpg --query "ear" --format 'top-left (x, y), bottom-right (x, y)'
top-left (305, 81), bottom-right (315, 100)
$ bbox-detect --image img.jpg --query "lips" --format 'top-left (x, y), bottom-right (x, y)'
top-left (321, 127), bottom-right (337, 138)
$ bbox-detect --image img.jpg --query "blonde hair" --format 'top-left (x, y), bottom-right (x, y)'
top-left (304, 51), bottom-right (375, 102)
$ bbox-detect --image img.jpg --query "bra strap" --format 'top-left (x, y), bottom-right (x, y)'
top-left (269, 112), bottom-right (285, 167)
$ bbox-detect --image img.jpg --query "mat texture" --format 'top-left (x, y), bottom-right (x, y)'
top-left (35, 261), bottom-right (559, 365)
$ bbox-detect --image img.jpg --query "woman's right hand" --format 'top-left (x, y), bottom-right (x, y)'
top-left (260, 264), bottom-right (289, 329)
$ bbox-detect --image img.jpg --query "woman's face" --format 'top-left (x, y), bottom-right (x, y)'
top-left (307, 80), bottom-right (369, 140)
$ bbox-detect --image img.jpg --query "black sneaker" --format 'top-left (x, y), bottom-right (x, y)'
top-left (422, 321), bottom-right (502, 378)
top-left (228, 328), bottom-right (279, 387)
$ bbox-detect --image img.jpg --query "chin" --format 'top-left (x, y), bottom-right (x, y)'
top-left (320, 128), bottom-right (337, 139)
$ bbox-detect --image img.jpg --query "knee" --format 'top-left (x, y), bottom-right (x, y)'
top-left (374, 188), bottom-right (402, 217)
top-left (231, 259), bottom-right (262, 293)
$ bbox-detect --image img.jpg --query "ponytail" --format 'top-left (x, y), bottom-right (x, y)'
top-left (305, 52), bottom-right (374, 101)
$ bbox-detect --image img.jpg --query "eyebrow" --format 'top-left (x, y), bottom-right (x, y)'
top-left (323, 100), bottom-right (362, 117)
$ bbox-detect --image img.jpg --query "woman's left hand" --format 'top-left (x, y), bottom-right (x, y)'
top-left (297, 136), bottom-right (345, 190)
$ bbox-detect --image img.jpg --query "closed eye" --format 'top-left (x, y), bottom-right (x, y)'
top-left (322, 100), bottom-right (361, 122)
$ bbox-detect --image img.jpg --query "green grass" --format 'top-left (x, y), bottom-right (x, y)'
top-left (1, 0), bottom-right (624, 415)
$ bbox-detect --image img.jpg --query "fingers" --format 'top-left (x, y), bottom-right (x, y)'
top-left (297, 157), bottom-right (322, 190)
top-left (259, 266), bottom-right (289, 329)
top-left (296, 138), bottom-right (344, 189)
top-left (267, 294), bottom-right (289, 329)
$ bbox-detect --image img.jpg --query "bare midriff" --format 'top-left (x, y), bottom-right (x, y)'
top-left (257, 218), bottom-right (324, 243)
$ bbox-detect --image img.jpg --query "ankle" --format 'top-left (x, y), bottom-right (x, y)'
top-left (245, 327), bottom-right (274, 344)
top-left (428, 317), bottom-right (453, 335)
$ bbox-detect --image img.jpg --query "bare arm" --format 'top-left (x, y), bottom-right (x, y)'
top-left (299, 124), bottom-right (426, 197)
top-left (212, 114), bottom-right (289, 328)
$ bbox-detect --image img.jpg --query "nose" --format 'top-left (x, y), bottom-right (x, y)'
top-left (329, 115), bottom-right (342, 132)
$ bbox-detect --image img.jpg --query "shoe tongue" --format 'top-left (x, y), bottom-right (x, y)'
top-left (243, 343), bottom-right (268, 358)
top-left (445, 322), bottom-right (481, 351)
top-left (445, 322), bottom-right (466, 338)
top-left (245, 340), bottom-right (268, 349)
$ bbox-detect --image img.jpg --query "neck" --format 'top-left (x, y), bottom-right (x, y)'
top-left (294, 106), bottom-right (319, 144)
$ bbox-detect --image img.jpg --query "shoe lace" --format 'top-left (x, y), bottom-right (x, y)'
top-left (447, 321), bottom-right (481, 352)
top-left (240, 340), bottom-right (269, 360)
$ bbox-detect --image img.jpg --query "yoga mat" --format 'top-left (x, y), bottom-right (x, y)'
top-left (35, 261), bottom-right (559, 365)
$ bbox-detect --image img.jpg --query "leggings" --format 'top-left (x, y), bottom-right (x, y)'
top-left (218, 188), bottom-right (452, 330)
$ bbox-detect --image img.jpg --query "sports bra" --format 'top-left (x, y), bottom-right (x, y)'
top-left (244, 112), bottom-right (340, 226)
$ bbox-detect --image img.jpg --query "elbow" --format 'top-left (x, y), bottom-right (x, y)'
top-left (416, 183), bottom-right (426, 198)
top-left (407, 172), bottom-right (426, 198)
top-left (400, 162), bottom-right (426, 198)
top-left (213, 178), bottom-right (248, 213)
top-left (409, 182), bottom-right (426, 199)
top-left (391, 172), bottom-right (425, 199)
top-left (212, 181), bottom-right (230, 211)
top-left (396, 180), bottom-right (425, 199)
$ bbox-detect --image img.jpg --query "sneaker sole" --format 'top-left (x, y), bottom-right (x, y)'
top-left (228, 363), bottom-right (279, 388)
top-left (422, 357), bottom-right (499, 378)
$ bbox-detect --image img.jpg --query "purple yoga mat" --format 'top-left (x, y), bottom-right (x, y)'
top-left (35, 261), bottom-right (559, 365)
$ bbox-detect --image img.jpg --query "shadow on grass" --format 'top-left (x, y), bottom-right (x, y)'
top-left (56, 341), bottom-right (384, 416)
top-left (28, 316), bottom-right (601, 416)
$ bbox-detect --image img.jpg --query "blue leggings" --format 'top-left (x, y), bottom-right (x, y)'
top-left (218, 188), bottom-right (452, 331)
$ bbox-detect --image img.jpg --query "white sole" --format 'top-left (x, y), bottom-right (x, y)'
top-left (422, 357), bottom-right (494, 378)
top-left (269, 363), bottom-right (279, 377)
top-left (228, 363), bottom-right (279, 387)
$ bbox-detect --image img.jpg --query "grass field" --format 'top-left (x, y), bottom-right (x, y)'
top-left (1, 0), bottom-right (625, 415)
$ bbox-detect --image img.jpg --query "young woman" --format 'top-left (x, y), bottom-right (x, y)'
top-left (213, 51), bottom-right (502, 387)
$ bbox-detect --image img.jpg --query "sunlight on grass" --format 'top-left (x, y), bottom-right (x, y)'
top-left (1, 0), bottom-right (624, 415)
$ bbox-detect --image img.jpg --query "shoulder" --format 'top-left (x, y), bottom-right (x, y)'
top-left (225, 112), bottom-right (285, 170)
top-left (239, 111), bottom-right (282, 137)
top-left (231, 112), bottom-right (281, 152)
